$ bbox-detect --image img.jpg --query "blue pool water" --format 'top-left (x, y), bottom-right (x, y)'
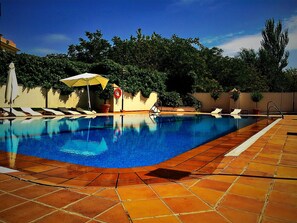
top-left (0, 114), bottom-right (258, 168)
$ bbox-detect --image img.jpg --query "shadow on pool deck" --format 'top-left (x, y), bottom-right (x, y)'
top-left (146, 168), bottom-right (191, 180)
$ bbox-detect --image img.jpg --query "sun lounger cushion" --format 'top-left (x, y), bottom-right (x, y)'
top-left (20, 107), bottom-right (42, 116)
top-left (76, 107), bottom-right (96, 115)
top-left (230, 109), bottom-right (241, 115)
top-left (231, 114), bottom-right (241, 119)
top-left (211, 108), bottom-right (222, 114)
top-left (58, 108), bottom-right (81, 115)
top-left (211, 114), bottom-right (222, 118)
top-left (42, 108), bottom-right (64, 115)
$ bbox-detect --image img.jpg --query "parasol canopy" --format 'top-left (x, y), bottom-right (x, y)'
top-left (60, 73), bottom-right (109, 110)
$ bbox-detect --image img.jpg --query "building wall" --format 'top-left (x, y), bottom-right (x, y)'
top-left (193, 93), bottom-right (230, 112)
top-left (0, 85), bottom-right (158, 112)
top-left (193, 92), bottom-right (297, 113)
top-left (47, 88), bottom-right (89, 108)
top-left (1, 84), bottom-right (295, 113)
top-left (111, 91), bottom-right (157, 112)
top-left (0, 85), bottom-right (46, 108)
top-left (1, 85), bottom-right (90, 109)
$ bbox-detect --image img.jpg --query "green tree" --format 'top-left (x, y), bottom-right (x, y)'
top-left (200, 47), bottom-right (237, 91)
top-left (238, 48), bottom-right (258, 67)
top-left (110, 30), bottom-right (207, 95)
top-left (68, 30), bottom-right (111, 63)
top-left (259, 18), bottom-right (289, 91)
top-left (283, 68), bottom-right (297, 91)
top-left (235, 51), bottom-right (269, 92)
top-left (109, 29), bottom-right (169, 70)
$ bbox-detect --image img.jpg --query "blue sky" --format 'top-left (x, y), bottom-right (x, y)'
top-left (1, 0), bottom-right (297, 68)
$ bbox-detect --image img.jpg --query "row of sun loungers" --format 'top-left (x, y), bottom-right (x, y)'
top-left (2, 107), bottom-right (243, 117)
top-left (211, 108), bottom-right (242, 119)
top-left (211, 108), bottom-right (241, 115)
top-left (1, 107), bottom-right (96, 117)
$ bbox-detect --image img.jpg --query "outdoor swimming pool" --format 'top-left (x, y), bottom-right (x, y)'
top-left (0, 114), bottom-right (259, 168)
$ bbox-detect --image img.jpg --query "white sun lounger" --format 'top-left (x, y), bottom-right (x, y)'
top-left (42, 108), bottom-right (65, 116)
top-left (231, 114), bottom-right (242, 119)
top-left (20, 107), bottom-right (42, 116)
top-left (230, 109), bottom-right (241, 115)
top-left (2, 108), bottom-right (27, 117)
top-left (211, 108), bottom-right (222, 114)
top-left (211, 113), bottom-right (222, 118)
top-left (76, 107), bottom-right (96, 115)
top-left (58, 107), bottom-right (81, 115)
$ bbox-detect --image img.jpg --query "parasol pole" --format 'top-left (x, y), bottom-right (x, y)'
top-left (86, 80), bottom-right (91, 110)
top-left (10, 85), bottom-right (12, 114)
top-left (9, 71), bottom-right (14, 114)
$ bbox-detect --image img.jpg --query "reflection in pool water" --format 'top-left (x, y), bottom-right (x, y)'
top-left (0, 114), bottom-right (258, 168)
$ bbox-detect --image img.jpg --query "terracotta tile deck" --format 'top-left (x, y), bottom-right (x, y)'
top-left (0, 115), bottom-right (296, 222)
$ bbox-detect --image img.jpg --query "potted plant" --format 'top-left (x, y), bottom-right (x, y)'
top-left (210, 89), bottom-right (221, 102)
top-left (99, 84), bottom-right (113, 113)
top-left (210, 88), bottom-right (222, 110)
top-left (230, 88), bottom-right (240, 109)
top-left (251, 91), bottom-right (263, 114)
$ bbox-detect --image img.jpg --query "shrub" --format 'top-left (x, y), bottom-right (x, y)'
top-left (159, 91), bottom-right (182, 107)
top-left (98, 83), bottom-right (114, 104)
top-left (210, 89), bottom-right (222, 101)
top-left (230, 88), bottom-right (240, 102)
top-left (251, 91), bottom-right (263, 108)
top-left (182, 94), bottom-right (202, 111)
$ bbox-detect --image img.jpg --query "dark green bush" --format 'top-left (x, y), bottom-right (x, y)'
top-left (98, 83), bottom-right (114, 103)
top-left (159, 92), bottom-right (183, 107)
top-left (90, 60), bottom-right (167, 98)
top-left (251, 91), bottom-right (264, 108)
top-left (250, 91), bottom-right (263, 103)
top-left (230, 89), bottom-right (240, 102)
top-left (182, 94), bottom-right (202, 111)
top-left (0, 51), bottom-right (166, 98)
top-left (210, 89), bottom-right (222, 101)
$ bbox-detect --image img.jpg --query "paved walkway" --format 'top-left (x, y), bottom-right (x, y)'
top-left (0, 116), bottom-right (296, 222)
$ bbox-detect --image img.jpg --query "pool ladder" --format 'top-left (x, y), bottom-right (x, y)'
top-left (150, 99), bottom-right (162, 114)
top-left (267, 101), bottom-right (284, 119)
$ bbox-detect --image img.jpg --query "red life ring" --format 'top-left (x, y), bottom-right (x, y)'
top-left (114, 88), bottom-right (122, 99)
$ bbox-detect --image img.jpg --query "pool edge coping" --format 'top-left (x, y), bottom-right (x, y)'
top-left (225, 118), bottom-right (282, 156)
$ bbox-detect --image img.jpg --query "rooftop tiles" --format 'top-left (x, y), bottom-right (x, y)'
top-left (0, 115), bottom-right (296, 222)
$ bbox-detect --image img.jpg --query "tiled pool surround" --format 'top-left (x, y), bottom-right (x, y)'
top-left (0, 118), bottom-right (270, 187)
top-left (0, 116), bottom-right (296, 223)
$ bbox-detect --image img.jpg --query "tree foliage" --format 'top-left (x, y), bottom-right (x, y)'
top-left (0, 51), bottom-right (90, 95)
top-left (283, 68), bottom-right (297, 91)
top-left (68, 30), bottom-right (111, 63)
top-left (259, 18), bottom-right (289, 91)
top-left (90, 59), bottom-right (167, 99)
top-left (108, 30), bottom-right (206, 94)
